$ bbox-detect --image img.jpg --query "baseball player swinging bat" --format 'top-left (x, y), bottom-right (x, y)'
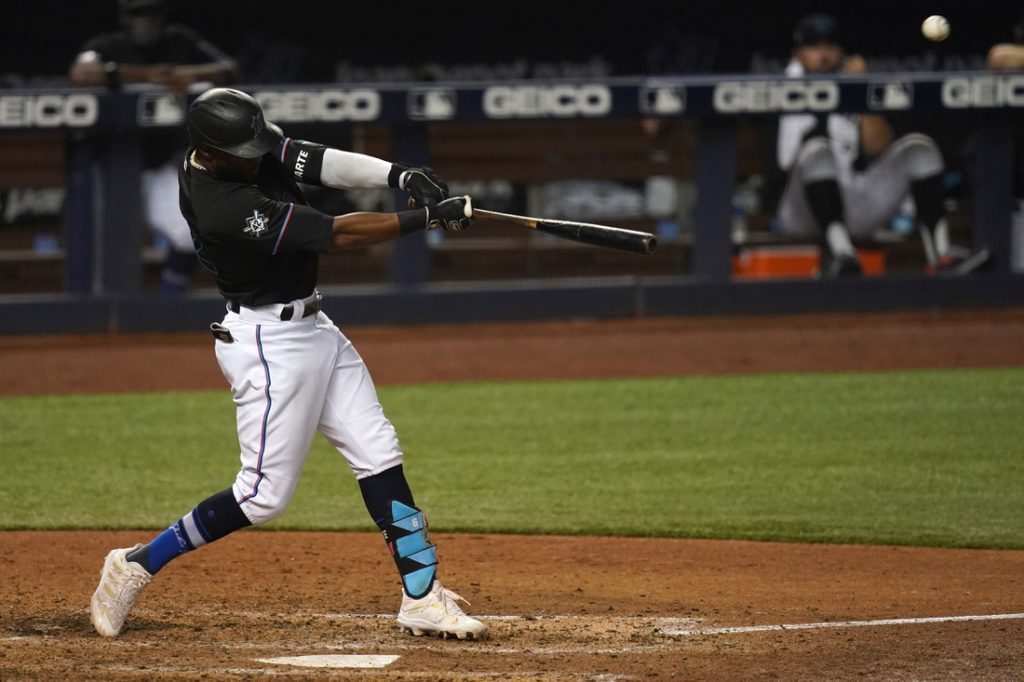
top-left (473, 207), bottom-right (658, 255)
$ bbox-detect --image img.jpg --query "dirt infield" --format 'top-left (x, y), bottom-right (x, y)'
top-left (2, 310), bottom-right (1024, 680)
top-left (3, 309), bottom-right (1024, 396)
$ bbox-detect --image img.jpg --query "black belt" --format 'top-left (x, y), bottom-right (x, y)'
top-left (228, 296), bottom-right (321, 321)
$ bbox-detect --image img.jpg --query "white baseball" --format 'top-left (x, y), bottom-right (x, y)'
top-left (921, 15), bottom-right (950, 42)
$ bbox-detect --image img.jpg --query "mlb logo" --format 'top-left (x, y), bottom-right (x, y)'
top-left (408, 89), bottom-right (457, 120)
top-left (867, 82), bottom-right (913, 111)
top-left (137, 93), bottom-right (185, 126)
top-left (640, 85), bottom-right (686, 115)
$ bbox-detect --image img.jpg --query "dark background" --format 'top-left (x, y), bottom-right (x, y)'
top-left (7, 0), bottom-right (1022, 85)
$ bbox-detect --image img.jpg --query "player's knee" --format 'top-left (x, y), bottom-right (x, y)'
top-left (794, 137), bottom-right (838, 183)
top-left (239, 497), bottom-right (288, 526)
top-left (893, 133), bottom-right (944, 178)
top-left (234, 479), bottom-right (296, 526)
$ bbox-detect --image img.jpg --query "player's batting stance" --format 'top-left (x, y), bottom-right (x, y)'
top-left (89, 88), bottom-right (485, 640)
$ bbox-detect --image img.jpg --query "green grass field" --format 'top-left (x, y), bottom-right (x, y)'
top-left (1, 368), bottom-right (1021, 549)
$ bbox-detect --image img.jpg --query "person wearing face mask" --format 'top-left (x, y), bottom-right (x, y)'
top-left (773, 14), bottom-right (989, 277)
top-left (69, 0), bottom-right (240, 293)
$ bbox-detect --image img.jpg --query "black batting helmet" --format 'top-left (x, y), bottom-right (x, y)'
top-left (186, 88), bottom-right (281, 158)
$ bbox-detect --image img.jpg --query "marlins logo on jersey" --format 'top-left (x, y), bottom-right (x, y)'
top-left (244, 210), bottom-right (268, 236)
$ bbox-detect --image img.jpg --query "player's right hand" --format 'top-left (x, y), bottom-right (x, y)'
top-left (426, 196), bottom-right (472, 231)
top-left (401, 167), bottom-right (450, 207)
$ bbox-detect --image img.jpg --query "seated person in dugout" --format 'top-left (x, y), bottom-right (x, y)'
top-left (774, 14), bottom-right (989, 277)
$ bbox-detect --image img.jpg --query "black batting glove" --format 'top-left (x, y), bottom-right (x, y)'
top-left (426, 195), bottom-right (473, 232)
top-left (400, 166), bottom-right (450, 207)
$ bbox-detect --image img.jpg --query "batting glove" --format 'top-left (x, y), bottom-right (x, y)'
top-left (426, 195), bottom-right (473, 231)
top-left (399, 166), bottom-right (449, 207)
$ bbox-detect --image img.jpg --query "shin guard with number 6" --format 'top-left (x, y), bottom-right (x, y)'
top-left (383, 500), bottom-right (436, 598)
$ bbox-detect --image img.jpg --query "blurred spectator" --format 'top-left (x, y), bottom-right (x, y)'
top-left (987, 12), bottom-right (1024, 271)
top-left (68, 0), bottom-right (239, 293)
top-left (986, 13), bottom-right (1024, 71)
top-left (773, 14), bottom-right (987, 277)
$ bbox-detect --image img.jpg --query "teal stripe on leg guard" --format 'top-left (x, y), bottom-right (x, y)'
top-left (395, 531), bottom-right (430, 556)
top-left (399, 546), bottom-right (437, 598)
top-left (390, 500), bottom-right (426, 532)
top-left (403, 565), bottom-right (437, 598)
top-left (386, 501), bottom-right (437, 598)
top-left (405, 544), bottom-right (436, 568)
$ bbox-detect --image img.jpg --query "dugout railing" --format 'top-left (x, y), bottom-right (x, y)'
top-left (0, 73), bottom-right (1021, 333)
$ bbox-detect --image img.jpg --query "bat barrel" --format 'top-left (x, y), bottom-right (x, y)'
top-left (535, 221), bottom-right (658, 255)
top-left (473, 207), bottom-right (658, 255)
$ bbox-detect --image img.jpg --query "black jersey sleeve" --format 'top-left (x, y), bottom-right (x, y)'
top-left (204, 184), bottom-right (333, 254)
top-left (272, 137), bottom-right (328, 186)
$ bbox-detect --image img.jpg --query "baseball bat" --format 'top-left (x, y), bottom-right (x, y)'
top-left (473, 208), bottom-right (658, 256)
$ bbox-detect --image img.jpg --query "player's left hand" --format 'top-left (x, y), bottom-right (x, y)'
top-left (401, 167), bottom-right (450, 207)
top-left (426, 195), bottom-right (472, 231)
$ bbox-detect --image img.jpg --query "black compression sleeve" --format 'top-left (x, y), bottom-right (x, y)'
top-left (398, 208), bottom-right (427, 235)
top-left (388, 163), bottom-right (408, 188)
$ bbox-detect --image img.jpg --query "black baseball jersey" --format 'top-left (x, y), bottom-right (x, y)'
top-left (80, 24), bottom-right (231, 71)
top-left (79, 25), bottom-right (232, 168)
top-left (179, 137), bottom-right (336, 307)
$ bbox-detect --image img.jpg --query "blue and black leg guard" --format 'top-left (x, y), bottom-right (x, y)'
top-left (383, 500), bottom-right (436, 598)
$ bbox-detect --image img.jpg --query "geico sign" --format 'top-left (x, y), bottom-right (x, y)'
top-left (713, 81), bottom-right (839, 113)
top-left (942, 75), bottom-right (1024, 108)
top-left (254, 90), bottom-right (380, 122)
top-left (0, 94), bottom-right (99, 128)
top-left (483, 85), bottom-right (611, 118)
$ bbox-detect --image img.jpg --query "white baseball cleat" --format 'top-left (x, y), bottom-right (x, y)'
top-left (90, 544), bottom-right (153, 637)
top-left (396, 581), bottom-right (487, 640)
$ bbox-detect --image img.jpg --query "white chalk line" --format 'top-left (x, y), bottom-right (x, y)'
top-left (659, 612), bottom-right (1024, 637)
top-left (225, 610), bottom-right (696, 625)
top-left (4, 612), bottom-right (1021, 654)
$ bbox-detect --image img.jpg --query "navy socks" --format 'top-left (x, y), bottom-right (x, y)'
top-left (126, 488), bottom-right (251, 574)
top-left (124, 468), bottom-right (432, 598)
top-left (358, 464), bottom-right (416, 526)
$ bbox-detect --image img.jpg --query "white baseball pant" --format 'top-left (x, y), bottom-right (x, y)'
top-left (777, 133), bottom-right (944, 239)
top-left (213, 297), bottom-right (404, 525)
